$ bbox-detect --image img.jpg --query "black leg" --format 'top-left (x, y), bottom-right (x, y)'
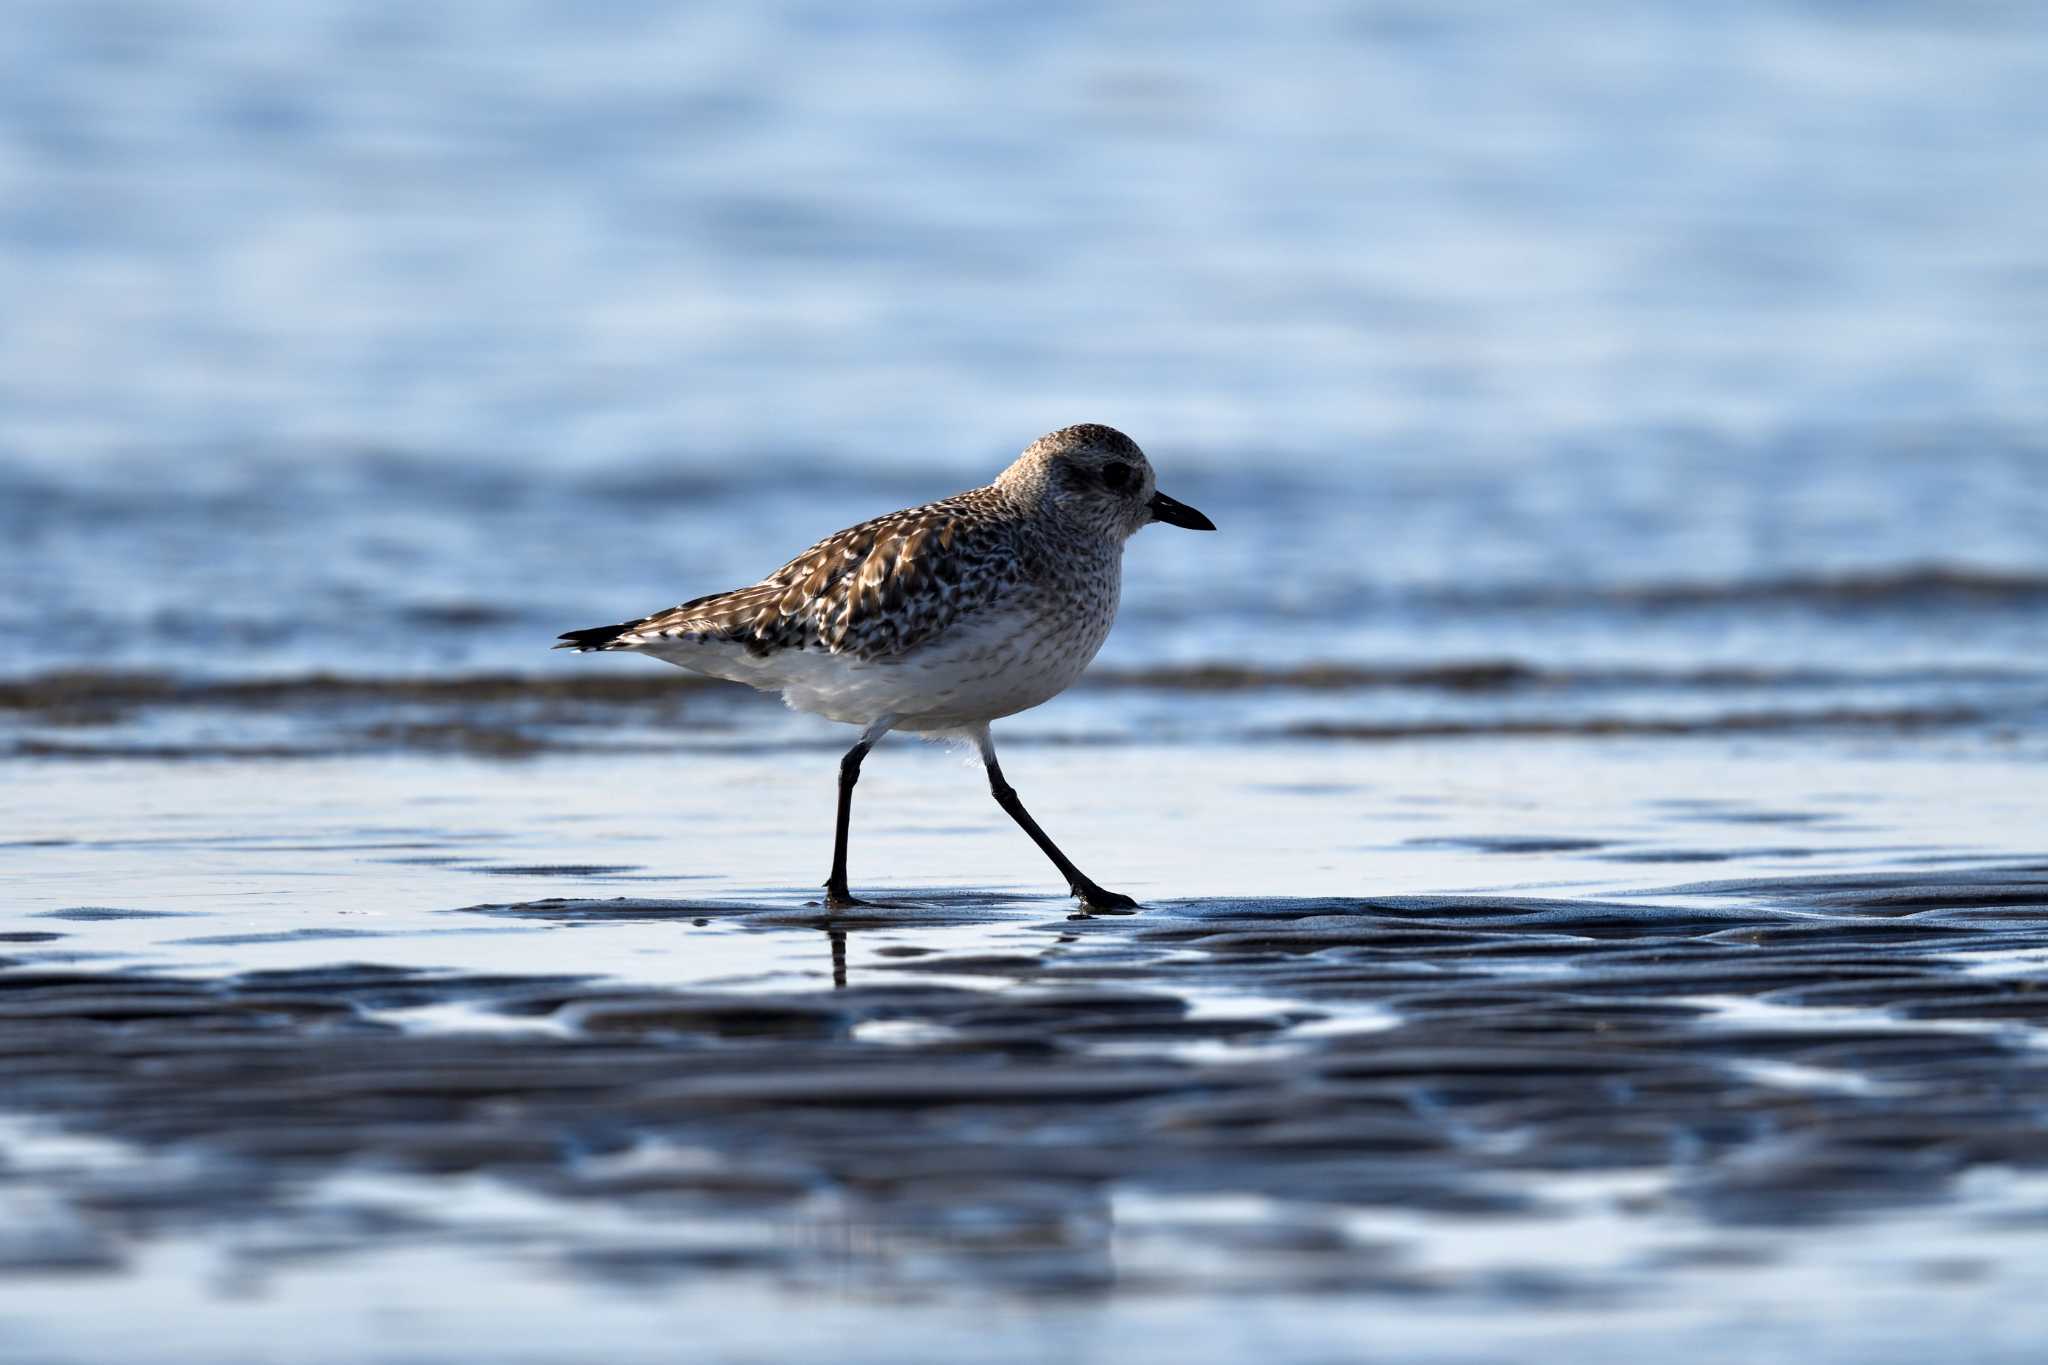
top-left (824, 740), bottom-right (871, 907)
top-left (981, 751), bottom-right (1137, 911)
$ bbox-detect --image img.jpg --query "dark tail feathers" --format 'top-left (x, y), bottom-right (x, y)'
top-left (554, 622), bottom-right (637, 652)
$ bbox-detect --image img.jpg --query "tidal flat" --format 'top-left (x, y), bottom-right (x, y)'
top-left (8, 0), bottom-right (2048, 1357)
top-left (5, 738), bottom-right (2048, 1364)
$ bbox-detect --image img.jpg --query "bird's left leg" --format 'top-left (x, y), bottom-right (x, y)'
top-left (972, 726), bottom-right (1137, 911)
top-left (824, 715), bottom-right (897, 908)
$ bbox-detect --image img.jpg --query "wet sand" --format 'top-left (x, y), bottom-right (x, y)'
top-left (5, 741), bottom-right (2048, 1362)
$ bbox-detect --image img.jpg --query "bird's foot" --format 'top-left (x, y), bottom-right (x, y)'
top-left (820, 882), bottom-right (871, 910)
top-left (1074, 884), bottom-right (1139, 913)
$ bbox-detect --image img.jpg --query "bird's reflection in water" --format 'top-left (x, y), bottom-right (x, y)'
top-left (815, 900), bottom-right (1140, 989)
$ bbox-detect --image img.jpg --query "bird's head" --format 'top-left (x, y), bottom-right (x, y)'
top-left (998, 423), bottom-right (1215, 541)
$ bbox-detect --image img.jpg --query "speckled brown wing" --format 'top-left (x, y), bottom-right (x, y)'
top-left (563, 488), bottom-right (1027, 662)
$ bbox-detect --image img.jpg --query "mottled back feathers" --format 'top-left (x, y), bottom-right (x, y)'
top-left (558, 485), bottom-right (1034, 663)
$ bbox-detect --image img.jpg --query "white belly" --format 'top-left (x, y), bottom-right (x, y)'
top-left (786, 602), bottom-right (1114, 730)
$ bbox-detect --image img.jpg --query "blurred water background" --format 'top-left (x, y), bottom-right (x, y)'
top-left (3, 0), bottom-right (2047, 755)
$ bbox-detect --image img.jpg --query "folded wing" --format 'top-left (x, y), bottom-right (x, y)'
top-left (555, 492), bottom-right (1020, 663)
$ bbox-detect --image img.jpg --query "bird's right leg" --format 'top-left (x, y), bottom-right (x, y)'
top-left (824, 717), bottom-right (896, 908)
top-left (972, 726), bottom-right (1138, 912)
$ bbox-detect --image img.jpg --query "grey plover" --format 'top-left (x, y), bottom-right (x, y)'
top-left (557, 423), bottom-right (1214, 909)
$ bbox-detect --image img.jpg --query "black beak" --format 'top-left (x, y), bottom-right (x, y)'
top-left (1148, 490), bottom-right (1216, 531)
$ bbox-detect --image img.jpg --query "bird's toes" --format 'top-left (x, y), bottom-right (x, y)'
top-left (1077, 886), bottom-right (1139, 912)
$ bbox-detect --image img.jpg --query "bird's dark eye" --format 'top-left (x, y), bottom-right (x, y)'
top-left (1101, 462), bottom-right (1134, 492)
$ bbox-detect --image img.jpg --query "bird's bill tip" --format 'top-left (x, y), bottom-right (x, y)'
top-left (1148, 490), bottom-right (1216, 531)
